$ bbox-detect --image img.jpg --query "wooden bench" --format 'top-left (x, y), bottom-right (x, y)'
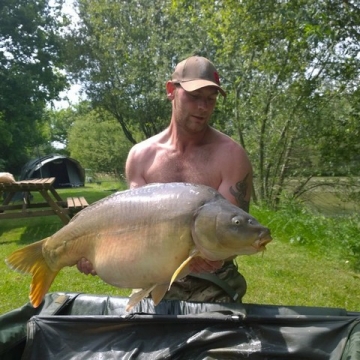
top-left (67, 196), bottom-right (89, 216)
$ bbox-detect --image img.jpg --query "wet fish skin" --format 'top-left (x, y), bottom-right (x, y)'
top-left (5, 182), bottom-right (272, 310)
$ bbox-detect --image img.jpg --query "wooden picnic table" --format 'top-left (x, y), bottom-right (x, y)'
top-left (0, 177), bottom-right (88, 225)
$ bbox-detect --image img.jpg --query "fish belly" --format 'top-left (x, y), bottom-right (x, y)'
top-left (91, 225), bottom-right (193, 288)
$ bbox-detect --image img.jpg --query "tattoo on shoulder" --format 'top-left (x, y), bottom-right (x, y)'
top-left (229, 174), bottom-right (250, 212)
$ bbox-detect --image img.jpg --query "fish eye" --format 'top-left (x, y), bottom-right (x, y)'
top-left (232, 217), bottom-right (241, 225)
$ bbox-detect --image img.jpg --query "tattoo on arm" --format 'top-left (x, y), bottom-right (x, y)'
top-left (229, 174), bottom-right (250, 212)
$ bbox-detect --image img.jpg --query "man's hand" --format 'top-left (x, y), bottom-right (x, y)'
top-left (189, 258), bottom-right (224, 274)
top-left (77, 257), bottom-right (97, 276)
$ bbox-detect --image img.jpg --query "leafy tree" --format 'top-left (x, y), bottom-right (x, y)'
top-left (317, 89), bottom-right (360, 176)
top-left (66, 0), bottom-right (360, 207)
top-left (66, 0), bottom-right (219, 144)
top-left (45, 106), bottom-right (79, 152)
top-left (68, 108), bottom-right (132, 178)
top-left (171, 0), bottom-right (360, 206)
top-left (67, 0), bottom-right (164, 144)
top-left (0, 0), bottom-right (68, 173)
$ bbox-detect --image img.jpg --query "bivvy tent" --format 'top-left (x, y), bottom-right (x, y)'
top-left (20, 154), bottom-right (85, 188)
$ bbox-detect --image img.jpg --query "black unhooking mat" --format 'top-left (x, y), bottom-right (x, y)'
top-left (0, 293), bottom-right (359, 359)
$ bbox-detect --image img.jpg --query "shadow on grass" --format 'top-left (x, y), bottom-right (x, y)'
top-left (18, 221), bottom-right (63, 245)
top-left (0, 217), bottom-right (63, 246)
top-left (0, 240), bottom-right (18, 246)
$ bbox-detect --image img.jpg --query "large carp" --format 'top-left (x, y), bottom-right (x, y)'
top-left (6, 182), bottom-right (272, 310)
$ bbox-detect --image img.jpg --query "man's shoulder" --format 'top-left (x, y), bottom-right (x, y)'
top-left (211, 128), bottom-right (245, 151)
top-left (210, 128), bottom-right (252, 167)
top-left (129, 132), bottom-right (164, 158)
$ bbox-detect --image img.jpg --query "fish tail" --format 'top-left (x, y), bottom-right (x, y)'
top-left (6, 238), bottom-right (59, 308)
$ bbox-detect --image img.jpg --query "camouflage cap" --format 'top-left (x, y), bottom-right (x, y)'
top-left (171, 56), bottom-right (226, 97)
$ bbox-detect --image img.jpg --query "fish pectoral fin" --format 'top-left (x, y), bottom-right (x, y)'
top-left (151, 284), bottom-right (169, 306)
top-left (126, 285), bottom-right (157, 312)
top-left (169, 249), bottom-right (200, 290)
top-left (6, 238), bottom-right (59, 308)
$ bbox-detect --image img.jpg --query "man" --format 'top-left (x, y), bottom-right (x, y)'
top-left (78, 56), bottom-right (253, 303)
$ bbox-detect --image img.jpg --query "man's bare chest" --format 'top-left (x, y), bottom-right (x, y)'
top-left (144, 150), bottom-right (221, 187)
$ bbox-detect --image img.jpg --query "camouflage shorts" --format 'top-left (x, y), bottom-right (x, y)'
top-left (161, 261), bottom-right (247, 303)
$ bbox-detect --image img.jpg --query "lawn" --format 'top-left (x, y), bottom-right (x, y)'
top-left (239, 241), bottom-right (359, 310)
top-left (0, 182), bottom-right (359, 315)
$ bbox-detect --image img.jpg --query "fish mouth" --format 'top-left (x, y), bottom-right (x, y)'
top-left (252, 235), bottom-right (272, 252)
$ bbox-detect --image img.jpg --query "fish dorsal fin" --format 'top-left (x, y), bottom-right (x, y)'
top-left (168, 248), bottom-right (200, 290)
top-left (126, 285), bottom-right (156, 311)
top-left (151, 284), bottom-right (169, 306)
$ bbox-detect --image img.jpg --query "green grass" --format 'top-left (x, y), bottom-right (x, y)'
top-left (242, 201), bottom-right (360, 311)
top-left (0, 183), bottom-right (359, 314)
top-left (239, 241), bottom-right (360, 310)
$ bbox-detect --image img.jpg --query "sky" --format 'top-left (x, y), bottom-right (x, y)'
top-left (53, 83), bottom-right (83, 109)
top-left (51, 0), bottom-right (83, 109)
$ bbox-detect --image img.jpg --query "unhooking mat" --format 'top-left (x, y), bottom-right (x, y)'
top-left (0, 292), bottom-right (359, 359)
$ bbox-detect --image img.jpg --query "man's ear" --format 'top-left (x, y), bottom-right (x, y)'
top-left (166, 81), bottom-right (177, 100)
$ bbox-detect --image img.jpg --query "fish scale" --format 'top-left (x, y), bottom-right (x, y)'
top-left (6, 182), bottom-right (272, 311)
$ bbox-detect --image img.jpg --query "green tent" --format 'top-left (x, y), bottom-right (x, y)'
top-left (20, 154), bottom-right (85, 188)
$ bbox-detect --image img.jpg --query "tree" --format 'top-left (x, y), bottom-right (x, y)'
top-left (66, 0), bottom-right (219, 144)
top-left (68, 108), bottom-right (132, 178)
top-left (66, 0), bottom-right (164, 144)
top-left (45, 106), bottom-right (79, 152)
top-left (66, 0), bottom-right (360, 207)
top-left (171, 0), bottom-right (360, 207)
top-left (317, 89), bottom-right (360, 176)
top-left (0, 0), bottom-right (68, 173)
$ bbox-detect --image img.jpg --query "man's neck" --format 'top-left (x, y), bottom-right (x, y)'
top-left (166, 122), bottom-right (211, 151)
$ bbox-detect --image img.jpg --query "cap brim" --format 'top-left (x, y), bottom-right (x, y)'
top-left (180, 80), bottom-right (226, 97)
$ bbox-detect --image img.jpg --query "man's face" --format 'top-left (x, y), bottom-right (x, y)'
top-left (173, 85), bottom-right (218, 133)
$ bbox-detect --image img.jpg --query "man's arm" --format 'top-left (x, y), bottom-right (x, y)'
top-left (217, 142), bottom-right (253, 212)
top-left (125, 145), bottom-right (147, 188)
top-left (228, 172), bottom-right (252, 212)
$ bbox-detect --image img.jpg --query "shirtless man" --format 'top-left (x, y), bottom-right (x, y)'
top-left (78, 56), bottom-right (253, 302)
